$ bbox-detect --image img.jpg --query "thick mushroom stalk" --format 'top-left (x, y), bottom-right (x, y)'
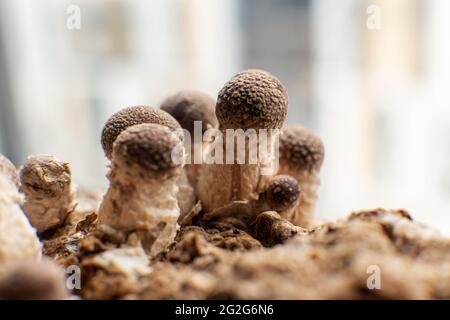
top-left (0, 172), bottom-right (41, 276)
top-left (278, 126), bottom-right (324, 228)
top-left (98, 123), bottom-right (184, 256)
top-left (161, 90), bottom-right (218, 190)
top-left (197, 70), bottom-right (288, 212)
top-left (253, 175), bottom-right (300, 221)
top-left (19, 155), bottom-right (74, 234)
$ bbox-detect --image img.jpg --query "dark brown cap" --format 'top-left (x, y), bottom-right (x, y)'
top-left (160, 90), bottom-right (218, 136)
top-left (0, 153), bottom-right (18, 186)
top-left (263, 175), bottom-right (300, 212)
top-left (112, 123), bottom-right (183, 177)
top-left (0, 259), bottom-right (69, 300)
top-left (19, 155), bottom-right (71, 198)
top-left (101, 106), bottom-right (181, 159)
top-left (216, 69), bottom-right (288, 130)
top-left (279, 126), bottom-right (324, 172)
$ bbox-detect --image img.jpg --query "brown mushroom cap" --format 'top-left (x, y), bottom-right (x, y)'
top-left (113, 123), bottom-right (183, 177)
top-left (101, 106), bottom-right (181, 159)
top-left (279, 126), bottom-right (325, 172)
top-left (0, 259), bottom-right (69, 300)
top-left (264, 175), bottom-right (300, 212)
top-left (19, 155), bottom-right (71, 198)
top-left (160, 90), bottom-right (218, 136)
top-left (0, 153), bottom-right (19, 186)
top-left (216, 69), bottom-right (288, 130)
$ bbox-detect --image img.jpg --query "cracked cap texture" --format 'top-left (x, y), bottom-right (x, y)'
top-left (101, 106), bottom-right (181, 159)
top-left (216, 69), bottom-right (288, 130)
top-left (20, 155), bottom-right (71, 198)
top-left (161, 90), bottom-right (218, 136)
top-left (113, 123), bottom-right (183, 177)
top-left (279, 126), bottom-right (324, 172)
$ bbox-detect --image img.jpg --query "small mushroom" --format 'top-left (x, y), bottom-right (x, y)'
top-left (0, 153), bottom-right (19, 187)
top-left (253, 175), bottom-right (300, 220)
top-left (278, 125), bottom-right (324, 228)
top-left (0, 173), bottom-right (41, 275)
top-left (160, 90), bottom-right (218, 190)
top-left (19, 154), bottom-right (74, 234)
top-left (197, 69), bottom-right (288, 212)
top-left (98, 123), bottom-right (184, 256)
top-left (100, 106), bottom-right (195, 220)
top-left (0, 259), bottom-right (69, 300)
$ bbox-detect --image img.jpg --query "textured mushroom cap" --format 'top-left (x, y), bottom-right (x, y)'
top-left (20, 155), bottom-right (71, 198)
top-left (0, 153), bottom-right (18, 186)
top-left (101, 106), bottom-right (181, 159)
top-left (279, 126), bottom-right (325, 172)
top-left (113, 123), bottom-right (183, 177)
top-left (216, 69), bottom-right (288, 130)
top-left (0, 259), bottom-right (69, 300)
top-left (264, 175), bottom-right (300, 212)
top-left (161, 90), bottom-right (218, 136)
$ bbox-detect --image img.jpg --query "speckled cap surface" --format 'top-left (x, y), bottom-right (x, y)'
top-left (265, 175), bottom-right (300, 212)
top-left (161, 90), bottom-right (218, 136)
top-left (112, 123), bottom-right (183, 176)
top-left (279, 126), bottom-right (324, 172)
top-left (101, 106), bottom-right (181, 159)
top-left (216, 69), bottom-right (288, 130)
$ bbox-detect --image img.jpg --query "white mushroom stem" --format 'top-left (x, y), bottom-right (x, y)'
top-left (19, 155), bottom-right (74, 234)
top-left (197, 131), bottom-right (277, 212)
top-left (98, 170), bottom-right (180, 257)
top-left (0, 174), bottom-right (41, 276)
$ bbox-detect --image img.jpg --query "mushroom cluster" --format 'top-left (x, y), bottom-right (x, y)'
top-left (0, 69), bottom-right (326, 299)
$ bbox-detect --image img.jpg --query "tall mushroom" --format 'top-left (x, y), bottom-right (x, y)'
top-left (278, 125), bottom-right (324, 228)
top-left (98, 123), bottom-right (184, 256)
top-left (0, 160), bottom-right (41, 275)
top-left (19, 154), bottom-right (74, 234)
top-left (160, 90), bottom-right (218, 190)
top-left (101, 106), bottom-right (195, 220)
top-left (197, 69), bottom-right (288, 212)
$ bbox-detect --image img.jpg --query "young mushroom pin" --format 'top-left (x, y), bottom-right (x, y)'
top-left (278, 125), bottom-right (324, 228)
top-left (253, 174), bottom-right (301, 221)
top-left (98, 123), bottom-right (184, 256)
top-left (197, 69), bottom-right (288, 212)
top-left (19, 154), bottom-right (74, 234)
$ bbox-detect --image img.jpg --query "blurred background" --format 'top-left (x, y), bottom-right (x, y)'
top-left (1, 0), bottom-right (449, 233)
